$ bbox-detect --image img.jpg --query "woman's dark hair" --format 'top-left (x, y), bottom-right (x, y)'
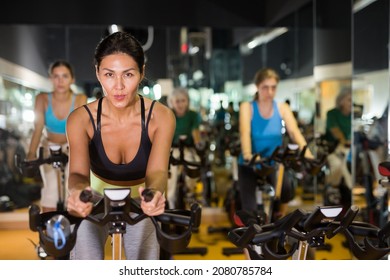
top-left (48, 60), bottom-right (74, 78)
top-left (94, 31), bottom-right (145, 74)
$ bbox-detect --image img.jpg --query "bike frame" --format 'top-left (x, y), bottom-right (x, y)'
top-left (16, 145), bottom-right (68, 211)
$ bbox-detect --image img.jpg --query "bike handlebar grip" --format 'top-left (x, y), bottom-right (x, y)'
top-left (266, 146), bottom-right (281, 163)
top-left (14, 153), bottom-right (21, 169)
top-left (378, 220), bottom-right (390, 242)
top-left (38, 146), bottom-right (44, 160)
top-left (332, 205), bottom-right (359, 236)
top-left (236, 224), bottom-right (262, 247)
top-left (248, 153), bottom-right (260, 166)
top-left (29, 204), bottom-right (41, 232)
top-left (300, 145), bottom-right (307, 158)
top-left (142, 188), bottom-right (155, 202)
top-left (190, 203), bottom-right (201, 228)
top-left (341, 205), bottom-right (359, 228)
top-left (79, 189), bottom-right (93, 203)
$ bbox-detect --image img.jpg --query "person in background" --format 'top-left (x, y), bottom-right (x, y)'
top-left (325, 88), bottom-right (352, 151)
top-left (66, 31), bottom-right (175, 260)
top-left (27, 60), bottom-right (87, 213)
top-left (214, 100), bottom-right (228, 166)
top-left (238, 67), bottom-right (312, 221)
top-left (324, 88), bottom-right (352, 205)
top-left (227, 101), bottom-right (239, 134)
top-left (167, 87), bottom-right (202, 209)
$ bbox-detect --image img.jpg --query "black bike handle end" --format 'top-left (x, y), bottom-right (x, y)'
top-left (142, 188), bottom-right (155, 202)
top-left (79, 189), bottom-right (93, 203)
top-left (378, 220), bottom-right (390, 241)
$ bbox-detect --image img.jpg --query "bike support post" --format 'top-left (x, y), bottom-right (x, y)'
top-left (48, 145), bottom-right (67, 211)
top-left (112, 232), bottom-right (123, 260)
top-left (292, 240), bottom-right (309, 260)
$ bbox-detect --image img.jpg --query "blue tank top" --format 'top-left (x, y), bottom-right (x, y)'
top-left (45, 93), bottom-right (75, 134)
top-left (83, 96), bottom-right (156, 181)
top-left (238, 100), bottom-right (283, 164)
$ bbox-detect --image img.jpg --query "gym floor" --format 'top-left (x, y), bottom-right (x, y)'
top-left (0, 165), bottom-right (356, 260)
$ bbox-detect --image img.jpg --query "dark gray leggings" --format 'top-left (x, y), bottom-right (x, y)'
top-left (238, 164), bottom-right (295, 212)
top-left (70, 214), bottom-right (160, 260)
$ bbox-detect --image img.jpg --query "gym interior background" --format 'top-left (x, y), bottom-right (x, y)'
top-left (0, 0), bottom-right (389, 260)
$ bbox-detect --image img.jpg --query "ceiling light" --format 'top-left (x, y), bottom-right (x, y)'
top-left (240, 27), bottom-right (288, 55)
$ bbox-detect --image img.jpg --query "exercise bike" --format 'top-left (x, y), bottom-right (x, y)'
top-left (15, 145), bottom-right (68, 259)
top-left (377, 161), bottom-right (390, 229)
top-left (15, 145), bottom-right (68, 211)
top-left (167, 136), bottom-right (208, 256)
top-left (222, 144), bottom-right (327, 257)
top-left (228, 204), bottom-right (390, 260)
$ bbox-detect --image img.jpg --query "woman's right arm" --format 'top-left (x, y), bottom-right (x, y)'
top-left (66, 105), bottom-right (93, 217)
top-left (27, 93), bottom-right (46, 160)
top-left (239, 102), bottom-right (252, 161)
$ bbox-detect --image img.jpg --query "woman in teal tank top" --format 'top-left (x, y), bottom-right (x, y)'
top-left (26, 60), bottom-right (87, 213)
top-left (238, 68), bottom-right (312, 224)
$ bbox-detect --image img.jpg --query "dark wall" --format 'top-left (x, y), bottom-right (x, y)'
top-left (0, 0), bottom-right (387, 95)
top-left (296, 3), bottom-right (314, 78)
top-left (0, 25), bottom-right (48, 79)
top-left (0, 25), bottom-right (169, 96)
top-left (315, 0), bottom-right (352, 66)
top-left (44, 26), bottom-right (107, 90)
top-left (143, 28), bottom-right (169, 85)
top-left (0, 25), bottom-right (107, 93)
top-left (1, 0), bottom-right (267, 27)
top-left (240, 1), bottom-right (314, 85)
top-left (353, 0), bottom-right (389, 73)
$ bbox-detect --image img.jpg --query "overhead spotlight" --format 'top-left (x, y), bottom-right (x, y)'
top-left (240, 27), bottom-right (288, 55)
top-left (353, 0), bottom-right (378, 13)
top-left (108, 24), bottom-right (123, 34)
top-left (153, 84), bottom-right (162, 100)
top-left (247, 27), bottom-right (288, 49)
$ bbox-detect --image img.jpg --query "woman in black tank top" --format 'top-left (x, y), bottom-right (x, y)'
top-left (65, 32), bottom-right (175, 260)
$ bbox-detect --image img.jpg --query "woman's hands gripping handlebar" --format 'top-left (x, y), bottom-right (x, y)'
top-left (69, 186), bottom-right (165, 218)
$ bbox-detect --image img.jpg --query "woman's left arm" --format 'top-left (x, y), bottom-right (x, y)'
top-left (139, 102), bottom-right (175, 215)
top-left (145, 101), bottom-right (176, 194)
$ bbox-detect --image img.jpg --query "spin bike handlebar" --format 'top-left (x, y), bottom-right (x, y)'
top-left (343, 219), bottom-right (390, 260)
top-left (273, 144), bottom-right (327, 175)
top-left (245, 144), bottom-right (327, 177)
top-left (228, 205), bottom-right (390, 260)
top-left (170, 137), bottom-right (203, 179)
top-left (228, 206), bottom-right (356, 259)
top-left (245, 146), bottom-right (281, 177)
top-left (29, 187), bottom-right (202, 258)
top-left (15, 146), bottom-right (68, 177)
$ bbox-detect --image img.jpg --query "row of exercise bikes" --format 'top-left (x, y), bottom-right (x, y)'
top-left (224, 139), bottom-right (390, 260)
top-left (14, 136), bottom-right (390, 260)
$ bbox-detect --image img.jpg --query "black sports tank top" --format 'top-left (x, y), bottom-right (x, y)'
top-left (83, 95), bottom-right (156, 181)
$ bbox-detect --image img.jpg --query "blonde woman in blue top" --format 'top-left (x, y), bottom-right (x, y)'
top-left (27, 60), bottom-right (87, 212)
top-left (238, 68), bottom-right (312, 220)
